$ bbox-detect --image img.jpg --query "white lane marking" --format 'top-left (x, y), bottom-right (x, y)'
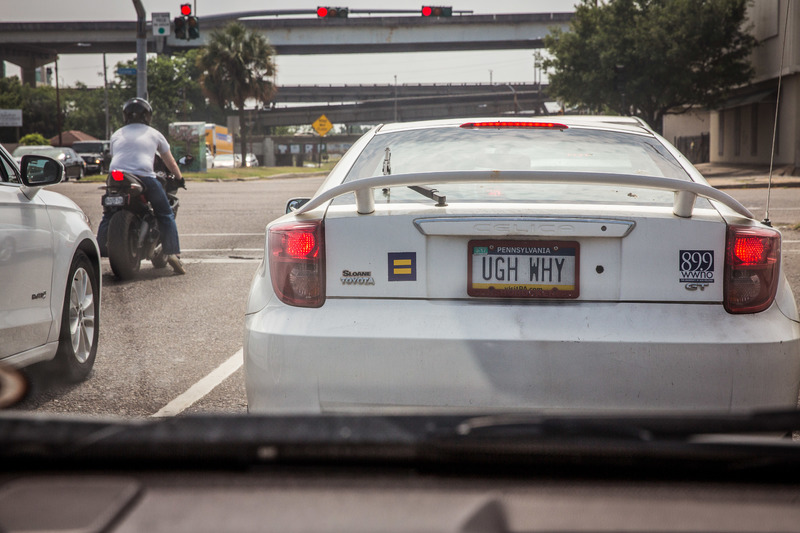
top-left (746, 207), bottom-right (800, 211)
top-left (182, 233), bottom-right (264, 237)
top-left (151, 348), bottom-right (244, 417)
top-left (181, 248), bottom-right (263, 252)
top-left (184, 258), bottom-right (261, 264)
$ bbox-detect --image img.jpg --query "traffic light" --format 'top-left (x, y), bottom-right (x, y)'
top-left (421, 6), bottom-right (453, 16)
top-left (187, 15), bottom-right (200, 39)
top-left (174, 15), bottom-right (187, 39)
top-left (317, 6), bottom-right (349, 18)
top-left (180, 3), bottom-right (191, 16)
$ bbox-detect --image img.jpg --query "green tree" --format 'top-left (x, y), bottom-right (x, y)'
top-left (113, 51), bottom-right (223, 133)
top-left (18, 133), bottom-right (49, 145)
top-left (0, 76), bottom-right (60, 142)
top-left (62, 82), bottom-right (117, 139)
top-left (544, 0), bottom-right (757, 133)
top-left (197, 22), bottom-right (276, 162)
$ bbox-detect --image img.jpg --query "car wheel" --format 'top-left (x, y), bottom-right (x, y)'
top-left (52, 250), bottom-right (99, 382)
top-left (77, 166), bottom-right (84, 180)
top-left (107, 210), bottom-right (142, 279)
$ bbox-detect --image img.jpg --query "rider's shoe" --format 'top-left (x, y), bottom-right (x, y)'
top-left (167, 254), bottom-right (186, 275)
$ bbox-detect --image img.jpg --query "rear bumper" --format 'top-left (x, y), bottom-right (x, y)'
top-left (244, 299), bottom-right (800, 414)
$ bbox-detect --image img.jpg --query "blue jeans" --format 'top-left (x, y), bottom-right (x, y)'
top-left (98, 175), bottom-right (181, 256)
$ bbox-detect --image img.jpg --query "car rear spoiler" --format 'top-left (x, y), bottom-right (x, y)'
top-left (293, 170), bottom-right (753, 219)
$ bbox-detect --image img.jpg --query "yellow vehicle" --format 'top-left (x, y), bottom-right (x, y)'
top-left (204, 124), bottom-right (233, 157)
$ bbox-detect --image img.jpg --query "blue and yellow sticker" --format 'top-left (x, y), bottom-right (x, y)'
top-left (388, 252), bottom-right (416, 281)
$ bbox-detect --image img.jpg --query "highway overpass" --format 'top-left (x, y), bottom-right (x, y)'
top-left (256, 84), bottom-right (552, 128)
top-left (0, 12), bottom-right (571, 86)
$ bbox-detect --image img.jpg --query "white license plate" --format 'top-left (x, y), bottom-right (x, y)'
top-left (103, 195), bottom-right (125, 207)
top-left (468, 240), bottom-right (579, 299)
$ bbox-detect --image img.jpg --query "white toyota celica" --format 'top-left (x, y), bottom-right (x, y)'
top-left (245, 116), bottom-right (800, 414)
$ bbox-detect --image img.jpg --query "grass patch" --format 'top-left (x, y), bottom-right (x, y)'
top-left (79, 163), bottom-right (333, 183)
top-left (194, 164), bottom-right (332, 181)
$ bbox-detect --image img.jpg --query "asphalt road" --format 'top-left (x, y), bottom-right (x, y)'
top-left (17, 176), bottom-right (324, 417)
top-left (14, 180), bottom-right (800, 417)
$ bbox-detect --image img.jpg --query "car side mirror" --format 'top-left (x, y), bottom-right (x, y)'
top-left (20, 155), bottom-right (63, 187)
top-left (286, 198), bottom-right (311, 214)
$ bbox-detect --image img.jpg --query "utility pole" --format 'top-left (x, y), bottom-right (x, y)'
top-left (103, 53), bottom-right (110, 139)
top-left (132, 0), bottom-right (148, 99)
top-left (55, 59), bottom-right (62, 146)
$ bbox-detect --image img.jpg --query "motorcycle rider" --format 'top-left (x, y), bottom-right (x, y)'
top-left (97, 97), bottom-right (186, 275)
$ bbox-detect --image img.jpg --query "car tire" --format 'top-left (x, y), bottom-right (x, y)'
top-left (108, 210), bottom-right (142, 280)
top-left (77, 166), bottom-right (84, 180)
top-left (52, 250), bottom-right (99, 382)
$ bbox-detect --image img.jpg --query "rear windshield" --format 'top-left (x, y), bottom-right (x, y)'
top-left (340, 126), bottom-right (692, 206)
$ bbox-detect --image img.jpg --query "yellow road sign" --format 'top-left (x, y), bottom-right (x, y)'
top-left (312, 114), bottom-right (333, 137)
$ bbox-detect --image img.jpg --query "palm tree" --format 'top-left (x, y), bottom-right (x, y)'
top-left (197, 22), bottom-right (276, 164)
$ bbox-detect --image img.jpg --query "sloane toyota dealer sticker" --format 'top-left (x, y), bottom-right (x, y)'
top-left (679, 250), bottom-right (714, 290)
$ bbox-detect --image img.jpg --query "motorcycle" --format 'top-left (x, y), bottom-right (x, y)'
top-left (101, 163), bottom-right (186, 280)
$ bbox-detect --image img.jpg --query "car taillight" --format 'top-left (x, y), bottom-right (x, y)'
top-left (460, 121), bottom-right (568, 130)
top-left (269, 220), bottom-right (325, 308)
top-left (724, 225), bottom-right (781, 314)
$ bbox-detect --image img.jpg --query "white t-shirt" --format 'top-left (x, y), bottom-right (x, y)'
top-left (109, 123), bottom-right (171, 178)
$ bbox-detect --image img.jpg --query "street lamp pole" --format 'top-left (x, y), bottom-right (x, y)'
top-left (132, 0), bottom-right (148, 99)
top-left (55, 58), bottom-right (62, 147)
top-left (103, 53), bottom-right (110, 139)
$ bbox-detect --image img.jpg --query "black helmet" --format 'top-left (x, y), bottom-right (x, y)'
top-left (122, 97), bottom-right (153, 125)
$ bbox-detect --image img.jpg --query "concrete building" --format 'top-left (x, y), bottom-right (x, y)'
top-left (665, 1), bottom-right (798, 170)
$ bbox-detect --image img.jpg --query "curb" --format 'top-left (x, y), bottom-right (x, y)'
top-left (710, 180), bottom-right (800, 190)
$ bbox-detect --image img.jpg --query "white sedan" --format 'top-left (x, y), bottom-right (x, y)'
top-left (244, 116), bottom-right (800, 414)
top-left (0, 144), bottom-right (101, 382)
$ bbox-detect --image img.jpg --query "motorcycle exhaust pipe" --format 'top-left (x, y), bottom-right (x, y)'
top-left (137, 220), bottom-right (150, 249)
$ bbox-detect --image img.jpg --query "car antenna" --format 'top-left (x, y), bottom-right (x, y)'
top-left (764, 0), bottom-right (792, 228)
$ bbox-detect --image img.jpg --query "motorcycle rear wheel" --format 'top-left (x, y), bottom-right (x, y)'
top-left (108, 210), bottom-right (142, 280)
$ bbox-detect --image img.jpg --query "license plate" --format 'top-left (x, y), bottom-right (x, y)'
top-left (468, 240), bottom-right (579, 299)
top-left (103, 195), bottom-right (125, 207)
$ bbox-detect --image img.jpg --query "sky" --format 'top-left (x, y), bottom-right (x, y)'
top-left (4, 0), bottom-right (577, 88)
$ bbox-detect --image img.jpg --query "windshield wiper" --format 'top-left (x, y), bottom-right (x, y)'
top-left (451, 410), bottom-right (800, 441)
top-left (3, 412), bottom-right (800, 480)
top-left (381, 147), bottom-right (447, 206)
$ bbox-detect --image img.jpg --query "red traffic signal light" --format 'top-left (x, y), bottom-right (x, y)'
top-left (317, 6), bottom-right (349, 18)
top-left (421, 6), bottom-right (453, 16)
top-left (180, 3), bottom-right (191, 16)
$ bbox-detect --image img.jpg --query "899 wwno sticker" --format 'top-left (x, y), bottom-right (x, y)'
top-left (679, 250), bottom-right (715, 285)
